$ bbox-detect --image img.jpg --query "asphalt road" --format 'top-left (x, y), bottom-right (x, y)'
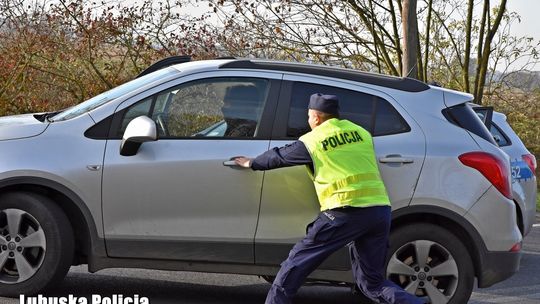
top-left (5, 225), bottom-right (540, 304)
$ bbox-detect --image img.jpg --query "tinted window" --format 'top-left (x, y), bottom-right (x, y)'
top-left (286, 82), bottom-right (409, 138)
top-left (490, 123), bottom-right (510, 147)
top-left (119, 77), bottom-right (270, 138)
top-left (472, 106), bottom-right (493, 130)
top-left (443, 103), bottom-right (497, 145)
top-left (373, 98), bottom-right (410, 136)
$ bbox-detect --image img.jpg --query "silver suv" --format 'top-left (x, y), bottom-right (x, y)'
top-left (0, 59), bottom-right (522, 304)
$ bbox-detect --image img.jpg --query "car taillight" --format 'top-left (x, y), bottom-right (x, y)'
top-left (510, 242), bottom-right (521, 252)
top-left (522, 154), bottom-right (537, 176)
top-left (459, 152), bottom-right (512, 199)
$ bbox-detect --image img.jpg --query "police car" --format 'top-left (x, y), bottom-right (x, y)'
top-left (491, 111), bottom-right (537, 236)
top-left (472, 106), bottom-right (537, 237)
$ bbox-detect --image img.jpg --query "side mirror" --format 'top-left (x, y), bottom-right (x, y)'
top-left (120, 116), bottom-right (157, 156)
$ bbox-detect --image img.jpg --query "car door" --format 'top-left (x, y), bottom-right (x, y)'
top-left (102, 71), bottom-right (282, 263)
top-left (255, 76), bottom-right (426, 269)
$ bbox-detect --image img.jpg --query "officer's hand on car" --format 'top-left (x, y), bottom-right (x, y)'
top-left (233, 156), bottom-right (252, 168)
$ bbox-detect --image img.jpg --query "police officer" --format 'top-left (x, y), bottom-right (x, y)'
top-left (233, 93), bottom-right (424, 304)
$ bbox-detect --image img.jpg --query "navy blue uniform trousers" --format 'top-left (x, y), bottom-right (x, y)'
top-left (265, 206), bottom-right (423, 304)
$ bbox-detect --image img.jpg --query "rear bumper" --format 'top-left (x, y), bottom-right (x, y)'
top-left (477, 249), bottom-right (521, 288)
top-left (522, 191), bottom-right (537, 236)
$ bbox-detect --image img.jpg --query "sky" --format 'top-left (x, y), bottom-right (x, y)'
top-left (506, 0), bottom-right (540, 40)
top-left (505, 1), bottom-right (540, 70)
top-left (507, 0), bottom-right (540, 71)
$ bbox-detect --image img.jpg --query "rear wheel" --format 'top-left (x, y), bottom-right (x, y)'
top-left (0, 192), bottom-right (74, 296)
top-left (386, 223), bottom-right (474, 304)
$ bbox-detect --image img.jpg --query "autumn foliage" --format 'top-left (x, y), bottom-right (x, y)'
top-left (0, 0), bottom-right (218, 115)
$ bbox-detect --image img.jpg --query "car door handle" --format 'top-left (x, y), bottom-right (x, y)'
top-left (86, 165), bottom-right (102, 171)
top-left (379, 156), bottom-right (414, 164)
top-left (224, 157), bottom-right (252, 169)
top-left (223, 160), bottom-right (238, 166)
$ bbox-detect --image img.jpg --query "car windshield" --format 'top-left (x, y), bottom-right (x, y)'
top-left (51, 68), bottom-right (176, 121)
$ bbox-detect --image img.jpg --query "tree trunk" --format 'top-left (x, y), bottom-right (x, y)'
top-left (389, 0), bottom-right (403, 75)
top-left (475, 0), bottom-right (507, 104)
top-left (463, 0), bottom-right (474, 93)
top-left (402, 0), bottom-right (418, 79)
top-left (474, 0), bottom-right (489, 103)
top-left (368, 0), bottom-right (381, 73)
top-left (416, 33), bottom-right (424, 81)
top-left (422, 0), bottom-right (433, 82)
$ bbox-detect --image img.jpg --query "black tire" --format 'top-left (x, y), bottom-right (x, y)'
top-left (0, 192), bottom-right (74, 297)
top-left (386, 223), bottom-right (474, 304)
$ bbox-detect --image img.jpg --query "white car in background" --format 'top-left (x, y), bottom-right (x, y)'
top-left (491, 112), bottom-right (537, 236)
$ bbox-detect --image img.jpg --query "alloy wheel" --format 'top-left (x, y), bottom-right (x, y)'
top-left (0, 209), bottom-right (46, 284)
top-left (386, 240), bottom-right (459, 304)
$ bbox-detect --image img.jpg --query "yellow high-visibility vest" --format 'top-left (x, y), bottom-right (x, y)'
top-left (299, 118), bottom-right (391, 211)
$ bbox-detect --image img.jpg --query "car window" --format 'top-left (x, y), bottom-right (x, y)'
top-left (286, 81), bottom-right (409, 137)
top-left (119, 97), bottom-right (153, 135)
top-left (119, 77), bottom-right (270, 138)
top-left (373, 97), bottom-right (411, 136)
top-left (471, 106), bottom-right (493, 130)
top-left (443, 103), bottom-right (497, 145)
top-left (490, 123), bottom-right (510, 147)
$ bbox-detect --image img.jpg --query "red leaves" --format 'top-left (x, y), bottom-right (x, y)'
top-left (0, 0), bottom-right (220, 115)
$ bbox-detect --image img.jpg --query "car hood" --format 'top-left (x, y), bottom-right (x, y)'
top-left (0, 114), bottom-right (49, 141)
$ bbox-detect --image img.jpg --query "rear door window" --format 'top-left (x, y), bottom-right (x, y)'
top-left (373, 98), bottom-right (411, 136)
top-left (286, 81), bottom-right (409, 138)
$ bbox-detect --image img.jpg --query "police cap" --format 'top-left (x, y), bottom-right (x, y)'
top-left (308, 93), bottom-right (340, 115)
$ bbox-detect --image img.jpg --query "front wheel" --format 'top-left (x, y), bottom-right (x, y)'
top-left (0, 192), bottom-right (74, 296)
top-left (386, 223), bottom-right (474, 304)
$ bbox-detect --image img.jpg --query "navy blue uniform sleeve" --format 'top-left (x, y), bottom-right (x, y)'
top-left (251, 140), bottom-right (313, 171)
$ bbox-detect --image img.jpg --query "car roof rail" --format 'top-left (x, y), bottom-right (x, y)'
top-left (219, 59), bottom-right (430, 92)
top-left (136, 55), bottom-right (192, 78)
